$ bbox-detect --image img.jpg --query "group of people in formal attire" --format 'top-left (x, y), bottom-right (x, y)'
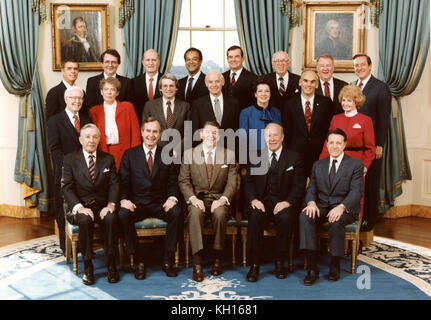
top-left (46, 44), bottom-right (391, 287)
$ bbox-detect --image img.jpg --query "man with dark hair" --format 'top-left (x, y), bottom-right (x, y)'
top-left (85, 49), bottom-right (133, 110)
top-left (177, 47), bottom-right (209, 103)
top-left (118, 117), bottom-right (183, 279)
top-left (46, 58), bottom-right (88, 119)
top-left (62, 17), bottom-right (99, 62)
top-left (222, 45), bottom-right (257, 110)
top-left (352, 54), bottom-right (391, 231)
top-left (316, 54), bottom-right (348, 115)
top-left (300, 128), bottom-right (364, 285)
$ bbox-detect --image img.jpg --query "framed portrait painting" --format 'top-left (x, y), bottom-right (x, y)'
top-left (303, 1), bottom-right (366, 72)
top-left (51, 3), bottom-right (109, 71)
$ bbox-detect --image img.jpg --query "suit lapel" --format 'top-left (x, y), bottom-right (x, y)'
top-left (320, 157), bottom-right (331, 191)
top-left (196, 145), bottom-right (210, 186)
top-left (76, 150), bottom-right (93, 184)
top-left (151, 148), bottom-right (161, 178)
top-left (60, 110), bottom-right (79, 139)
top-left (293, 96), bottom-right (308, 134)
top-left (170, 100), bottom-right (181, 128)
top-left (330, 156), bottom-right (348, 192)
top-left (210, 147), bottom-right (225, 188)
top-left (277, 148), bottom-right (288, 184)
top-left (154, 100), bottom-right (167, 130)
top-left (310, 96), bottom-right (321, 132)
top-left (93, 151), bottom-right (105, 184)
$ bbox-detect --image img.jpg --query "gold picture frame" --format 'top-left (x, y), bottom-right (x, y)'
top-left (303, 1), bottom-right (367, 72)
top-left (51, 3), bottom-right (109, 71)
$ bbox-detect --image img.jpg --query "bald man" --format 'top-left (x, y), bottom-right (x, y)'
top-left (264, 51), bottom-right (301, 110)
top-left (282, 70), bottom-right (334, 177)
top-left (132, 49), bottom-right (162, 123)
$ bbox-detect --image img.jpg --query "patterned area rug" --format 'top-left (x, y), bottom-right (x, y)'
top-left (1, 235), bottom-right (431, 300)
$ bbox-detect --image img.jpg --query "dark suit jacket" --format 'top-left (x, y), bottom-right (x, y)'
top-left (142, 97), bottom-right (191, 148)
top-left (282, 94), bottom-right (334, 175)
top-left (119, 145), bottom-right (180, 206)
top-left (45, 82), bottom-right (88, 120)
top-left (85, 73), bottom-right (133, 110)
top-left (132, 73), bottom-right (162, 123)
top-left (305, 154), bottom-right (364, 217)
top-left (48, 110), bottom-right (92, 185)
top-left (352, 75), bottom-right (391, 147)
top-left (62, 35), bottom-right (99, 62)
top-left (316, 77), bottom-right (348, 115)
top-left (176, 72), bottom-right (209, 103)
top-left (244, 148), bottom-right (306, 209)
top-left (61, 149), bottom-right (120, 223)
top-left (222, 68), bottom-right (258, 110)
top-left (264, 71), bottom-right (301, 110)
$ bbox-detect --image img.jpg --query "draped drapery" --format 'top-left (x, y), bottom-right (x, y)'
top-left (122, 0), bottom-right (182, 78)
top-left (377, 0), bottom-right (430, 214)
top-left (0, 0), bottom-right (51, 212)
top-left (234, 0), bottom-right (290, 75)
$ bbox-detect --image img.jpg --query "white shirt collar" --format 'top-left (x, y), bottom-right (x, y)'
top-left (268, 146), bottom-right (282, 162)
top-left (104, 72), bottom-right (116, 79)
top-left (276, 72), bottom-right (289, 84)
top-left (143, 144), bottom-right (157, 157)
top-left (319, 77), bottom-right (334, 87)
top-left (188, 70), bottom-right (201, 80)
top-left (146, 72), bottom-right (159, 81)
top-left (230, 68), bottom-right (243, 79)
top-left (163, 97), bottom-right (175, 105)
top-left (358, 74), bottom-right (372, 89)
top-left (330, 152), bottom-right (344, 167)
top-left (65, 107), bottom-right (78, 121)
top-left (83, 149), bottom-right (96, 161)
top-left (301, 95), bottom-right (315, 109)
top-left (345, 109), bottom-right (358, 117)
top-left (62, 80), bottom-right (74, 89)
top-left (210, 93), bottom-right (223, 103)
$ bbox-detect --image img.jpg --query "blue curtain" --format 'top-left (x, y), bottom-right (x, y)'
top-left (0, 0), bottom-right (51, 212)
top-left (377, 0), bottom-right (430, 213)
top-left (123, 0), bottom-right (182, 78)
top-left (234, 0), bottom-right (290, 75)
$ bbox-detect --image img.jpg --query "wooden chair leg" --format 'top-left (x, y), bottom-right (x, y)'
top-left (65, 229), bottom-right (71, 264)
top-left (118, 238), bottom-right (124, 270)
top-left (72, 240), bottom-right (78, 275)
top-left (231, 234), bottom-right (236, 267)
top-left (241, 233), bottom-right (247, 267)
top-left (175, 243), bottom-right (180, 267)
top-left (351, 239), bottom-right (357, 274)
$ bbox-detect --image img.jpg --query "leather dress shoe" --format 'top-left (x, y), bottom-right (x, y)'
top-left (360, 220), bottom-right (373, 232)
top-left (134, 262), bottom-right (146, 280)
top-left (246, 264), bottom-right (260, 282)
top-left (193, 264), bottom-right (204, 282)
top-left (211, 258), bottom-right (223, 276)
top-left (82, 266), bottom-right (95, 285)
top-left (328, 267), bottom-right (340, 282)
top-left (304, 269), bottom-right (319, 286)
top-left (162, 263), bottom-right (178, 277)
top-left (107, 265), bottom-right (120, 283)
top-left (275, 261), bottom-right (287, 279)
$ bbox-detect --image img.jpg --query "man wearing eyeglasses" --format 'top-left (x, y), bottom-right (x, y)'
top-left (264, 51), bottom-right (301, 110)
top-left (47, 86), bottom-right (92, 255)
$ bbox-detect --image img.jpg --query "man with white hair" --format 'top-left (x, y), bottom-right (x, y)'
top-left (264, 51), bottom-right (300, 110)
top-left (315, 19), bottom-right (351, 60)
top-left (48, 86), bottom-right (91, 254)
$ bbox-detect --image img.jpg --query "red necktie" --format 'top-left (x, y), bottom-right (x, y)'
top-left (166, 101), bottom-right (173, 128)
top-left (73, 115), bottom-right (80, 133)
top-left (324, 81), bottom-right (330, 98)
top-left (148, 77), bottom-right (154, 101)
top-left (147, 150), bottom-right (153, 176)
top-left (358, 81), bottom-right (363, 90)
top-left (305, 101), bottom-right (312, 133)
top-left (231, 72), bottom-right (236, 86)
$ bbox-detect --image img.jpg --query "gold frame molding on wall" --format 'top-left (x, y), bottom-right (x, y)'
top-left (51, 3), bottom-right (109, 71)
top-left (303, 1), bottom-right (367, 72)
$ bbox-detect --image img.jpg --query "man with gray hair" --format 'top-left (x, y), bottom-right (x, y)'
top-left (48, 86), bottom-right (91, 254)
top-left (142, 73), bottom-right (191, 148)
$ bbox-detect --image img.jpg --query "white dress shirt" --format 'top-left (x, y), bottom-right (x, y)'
top-left (267, 146), bottom-right (282, 163)
top-left (162, 97), bottom-right (175, 121)
top-left (65, 107), bottom-right (79, 128)
top-left (300, 95), bottom-right (315, 114)
top-left (277, 72), bottom-right (289, 91)
top-left (319, 78), bottom-right (334, 100)
top-left (104, 101), bottom-right (119, 145)
top-left (329, 152), bottom-right (344, 174)
top-left (210, 93), bottom-right (224, 117)
top-left (185, 70), bottom-right (201, 93)
top-left (230, 68), bottom-right (243, 83)
top-left (357, 74), bottom-right (372, 90)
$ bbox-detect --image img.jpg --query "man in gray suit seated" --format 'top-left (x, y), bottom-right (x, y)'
top-left (299, 128), bottom-right (364, 285)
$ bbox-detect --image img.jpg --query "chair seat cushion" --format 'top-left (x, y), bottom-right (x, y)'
top-left (135, 218), bottom-right (167, 229)
top-left (320, 220), bottom-right (359, 233)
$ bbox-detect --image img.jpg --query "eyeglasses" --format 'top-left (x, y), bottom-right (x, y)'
top-left (273, 60), bottom-right (289, 64)
top-left (67, 96), bottom-right (83, 101)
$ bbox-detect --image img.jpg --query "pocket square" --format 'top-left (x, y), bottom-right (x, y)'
top-left (353, 123), bottom-right (362, 129)
top-left (221, 164), bottom-right (228, 168)
top-left (286, 166), bottom-right (294, 171)
top-left (103, 168), bottom-right (110, 173)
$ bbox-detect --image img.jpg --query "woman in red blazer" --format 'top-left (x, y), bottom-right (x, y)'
top-left (89, 77), bottom-right (141, 171)
top-left (320, 84), bottom-right (376, 174)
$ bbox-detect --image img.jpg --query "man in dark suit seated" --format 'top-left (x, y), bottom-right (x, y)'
top-left (142, 73), bottom-right (191, 151)
top-left (46, 58), bottom-right (87, 119)
top-left (244, 123), bottom-right (306, 282)
top-left (316, 54), bottom-right (348, 115)
top-left (352, 54), bottom-right (391, 232)
top-left (117, 117), bottom-right (183, 279)
top-left (176, 47), bottom-right (209, 103)
top-left (48, 86), bottom-right (91, 254)
top-left (61, 123), bottom-right (120, 285)
top-left (282, 70), bottom-right (334, 178)
top-left (178, 121), bottom-right (237, 282)
top-left (264, 51), bottom-right (300, 110)
top-left (222, 45), bottom-right (257, 111)
top-left (132, 49), bottom-right (162, 124)
top-left (300, 128), bottom-right (364, 285)
top-left (85, 49), bottom-right (133, 110)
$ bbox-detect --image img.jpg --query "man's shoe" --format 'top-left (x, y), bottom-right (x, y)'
top-left (193, 264), bottom-right (204, 282)
top-left (361, 220), bottom-right (373, 232)
top-left (304, 269), bottom-right (319, 286)
top-left (107, 265), bottom-right (120, 283)
top-left (162, 263), bottom-right (178, 277)
top-left (211, 258), bottom-right (223, 276)
top-left (82, 265), bottom-right (95, 285)
top-left (275, 261), bottom-right (287, 279)
top-left (246, 264), bottom-right (260, 282)
top-left (134, 262), bottom-right (146, 280)
top-left (328, 268), bottom-right (340, 282)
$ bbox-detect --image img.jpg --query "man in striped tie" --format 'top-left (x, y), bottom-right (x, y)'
top-left (62, 123), bottom-right (120, 285)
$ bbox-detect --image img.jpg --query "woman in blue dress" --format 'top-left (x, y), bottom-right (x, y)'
top-left (239, 77), bottom-right (282, 172)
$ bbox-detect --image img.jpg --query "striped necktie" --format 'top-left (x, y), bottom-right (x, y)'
top-left (88, 155), bottom-right (95, 183)
top-left (73, 115), bottom-right (80, 133)
top-left (231, 72), bottom-right (236, 86)
top-left (166, 101), bottom-right (173, 128)
top-left (279, 77), bottom-right (286, 96)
